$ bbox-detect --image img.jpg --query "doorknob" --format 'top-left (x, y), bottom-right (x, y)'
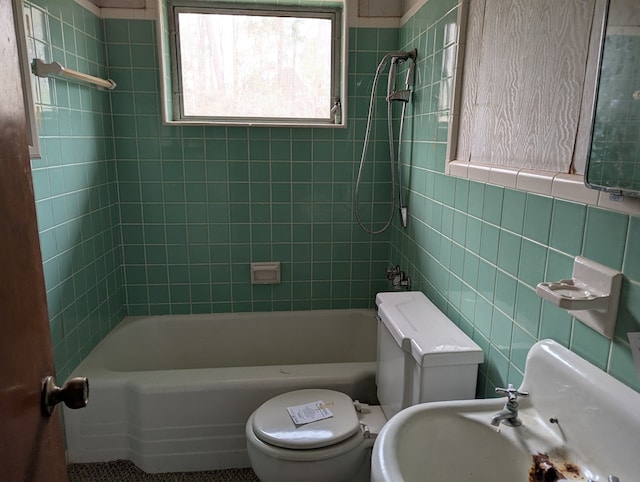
top-left (41, 376), bottom-right (89, 416)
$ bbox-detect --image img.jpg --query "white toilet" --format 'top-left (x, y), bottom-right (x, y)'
top-left (245, 291), bottom-right (484, 482)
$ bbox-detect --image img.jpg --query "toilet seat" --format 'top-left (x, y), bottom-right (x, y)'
top-left (252, 389), bottom-right (360, 450)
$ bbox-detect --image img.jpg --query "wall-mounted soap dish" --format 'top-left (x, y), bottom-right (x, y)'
top-left (536, 279), bottom-right (609, 310)
top-left (251, 262), bottom-right (281, 284)
top-left (536, 256), bottom-right (622, 339)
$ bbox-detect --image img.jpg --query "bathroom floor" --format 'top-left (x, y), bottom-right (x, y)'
top-left (67, 460), bottom-right (259, 482)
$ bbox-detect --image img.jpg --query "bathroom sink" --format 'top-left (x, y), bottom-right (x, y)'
top-left (384, 402), bottom-right (533, 481)
top-left (372, 339), bottom-right (640, 482)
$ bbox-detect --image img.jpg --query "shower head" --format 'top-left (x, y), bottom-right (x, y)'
top-left (387, 90), bottom-right (411, 103)
top-left (385, 49), bottom-right (418, 102)
top-left (387, 59), bottom-right (399, 99)
top-left (405, 56), bottom-right (416, 88)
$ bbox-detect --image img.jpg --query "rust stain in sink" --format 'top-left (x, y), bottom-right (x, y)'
top-left (529, 453), bottom-right (584, 482)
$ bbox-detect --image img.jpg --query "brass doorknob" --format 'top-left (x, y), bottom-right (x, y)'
top-left (41, 376), bottom-right (89, 416)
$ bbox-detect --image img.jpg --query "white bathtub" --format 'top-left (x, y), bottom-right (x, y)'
top-left (64, 309), bottom-right (378, 473)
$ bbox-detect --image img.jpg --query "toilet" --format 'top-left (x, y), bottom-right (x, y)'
top-left (245, 291), bottom-right (484, 482)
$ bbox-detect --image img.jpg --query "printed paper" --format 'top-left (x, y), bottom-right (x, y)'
top-left (286, 400), bottom-right (334, 425)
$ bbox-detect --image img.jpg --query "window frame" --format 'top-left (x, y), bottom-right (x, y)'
top-left (167, 1), bottom-right (344, 127)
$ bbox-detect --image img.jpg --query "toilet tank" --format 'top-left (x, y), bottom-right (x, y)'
top-left (375, 291), bottom-right (484, 419)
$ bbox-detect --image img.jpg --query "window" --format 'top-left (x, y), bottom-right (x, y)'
top-left (168, 2), bottom-right (344, 126)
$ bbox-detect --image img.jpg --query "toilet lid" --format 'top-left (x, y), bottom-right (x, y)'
top-left (252, 389), bottom-right (361, 450)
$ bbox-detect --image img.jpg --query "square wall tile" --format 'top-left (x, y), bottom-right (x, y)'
top-left (479, 222), bottom-right (500, 264)
top-left (482, 184), bottom-right (503, 225)
top-left (467, 181), bottom-right (485, 218)
top-left (514, 282), bottom-right (541, 337)
top-left (539, 303), bottom-right (572, 347)
top-left (582, 207), bottom-right (629, 270)
top-left (497, 230), bottom-right (521, 276)
top-left (518, 239), bottom-right (547, 289)
top-left (523, 193), bottom-right (552, 244)
top-left (501, 189), bottom-right (526, 234)
top-left (549, 199), bottom-right (586, 256)
top-left (490, 308), bottom-right (513, 356)
top-left (494, 270), bottom-right (517, 318)
top-left (477, 259), bottom-right (497, 302)
top-left (571, 321), bottom-right (610, 371)
top-left (622, 216), bottom-right (640, 281)
top-left (510, 324), bottom-right (536, 372)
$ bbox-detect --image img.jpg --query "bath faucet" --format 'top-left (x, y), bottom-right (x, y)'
top-left (491, 384), bottom-right (529, 427)
top-left (386, 265), bottom-right (401, 282)
top-left (385, 266), bottom-right (412, 291)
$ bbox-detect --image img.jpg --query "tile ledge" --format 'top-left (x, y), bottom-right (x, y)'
top-left (447, 160), bottom-right (640, 216)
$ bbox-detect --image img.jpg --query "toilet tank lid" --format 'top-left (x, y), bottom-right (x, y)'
top-left (376, 291), bottom-right (484, 367)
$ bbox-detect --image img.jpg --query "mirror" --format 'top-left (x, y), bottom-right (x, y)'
top-left (586, 0), bottom-right (640, 198)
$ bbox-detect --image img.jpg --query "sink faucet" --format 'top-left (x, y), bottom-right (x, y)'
top-left (491, 384), bottom-right (529, 427)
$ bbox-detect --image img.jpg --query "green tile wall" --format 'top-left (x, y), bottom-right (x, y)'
top-left (26, 0), bottom-right (124, 380)
top-left (391, 0), bottom-right (640, 395)
top-left (105, 19), bottom-right (398, 314)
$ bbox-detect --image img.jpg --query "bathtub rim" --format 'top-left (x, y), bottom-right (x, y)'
top-left (70, 308), bottom-right (377, 377)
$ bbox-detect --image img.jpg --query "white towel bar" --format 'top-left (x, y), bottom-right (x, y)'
top-left (32, 58), bottom-right (116, 90)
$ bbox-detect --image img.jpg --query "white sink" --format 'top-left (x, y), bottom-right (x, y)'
top-left (371, 339), bottom-right (640, 482)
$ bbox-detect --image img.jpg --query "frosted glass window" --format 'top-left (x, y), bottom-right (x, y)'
top-left (171, 5), bottom-right (341, 125)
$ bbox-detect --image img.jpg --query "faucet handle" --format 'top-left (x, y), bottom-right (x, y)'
top-left (495, 384), bottom-right (529, 403)
top-left (386, 265), bottom-right (400, 280)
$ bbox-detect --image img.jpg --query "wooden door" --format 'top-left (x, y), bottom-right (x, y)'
top-left (0, 0), bottom-right (67, 480)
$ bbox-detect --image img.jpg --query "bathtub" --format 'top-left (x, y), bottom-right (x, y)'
top-left (64, 309), bottom-right (378, 473)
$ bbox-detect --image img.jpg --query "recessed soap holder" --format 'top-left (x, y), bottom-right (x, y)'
top-left (536, 256), bottom-right (622, 339)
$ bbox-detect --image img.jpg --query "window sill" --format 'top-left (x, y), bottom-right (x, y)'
top-left (446, 160), bottom-right (640, 216)
top-left (162, 119), bottom-right (346, 129)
